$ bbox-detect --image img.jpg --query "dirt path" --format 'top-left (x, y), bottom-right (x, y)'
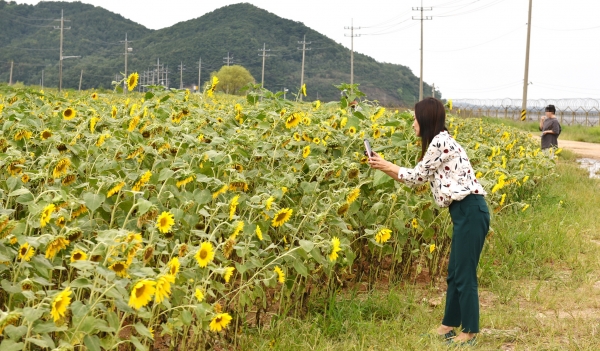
top-left (559, 139), bottom-right (600, 159)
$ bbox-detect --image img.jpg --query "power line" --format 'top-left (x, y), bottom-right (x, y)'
top-left (425, 24), bottom-right (525, 52)
top-left (223, 52), bottom-right (234, 66)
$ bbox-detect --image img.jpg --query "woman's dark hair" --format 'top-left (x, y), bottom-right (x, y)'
top-left (414, 97), bottom-right (447, 160)
top-left (545, 104), bottom-right (556, 113)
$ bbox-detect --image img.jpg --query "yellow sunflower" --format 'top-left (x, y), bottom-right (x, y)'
top-left (329, 237), bottom-right (341, 262)
top-left (194, 288), bottom-right (204, 302)
top-left (271, 208), bottom-right (293, 228)
top-left (293, 132), bottom-right (301, 141)
top-left (223, 266), bottom-right (235, 283)
top-left (52, 158), bottom-right (71, 178)
top-left (45, 237), bottom-right (70, 259)
top-left (209, 313), bottom-right (232, 332)
top-left (50, 287), bottom-right (72, 322)
top-left (70, 249), bottom-right (87, 262)
top-left (109, 261), bottom-right (129, 278)
top-left (21, 174), bottom-right (29, 183)
top-left (265, 196), bottom-right (275, 210)
top-left (375, 228), bottom-right (392, 244)
top-left (127, 72), bottom-right (139, 91)
top-left (107, 182), bottom-right (125, 198)
top-left (274, 266), bottom-right (285, 284)
top-left (111, 106), bottom-right (118, 118)
top-left (301, 84), bottom-right (307, 97)
top-left (91, 92), bottom-right (98, 100)
top-left (128, 279), bottom-right (156, 310)
top-left (18, 242), bottom-right (35, 261)
top-left (62, 108), bottom-right (76, 120)
top-left (156, 212), bottom-right (175, 234)
top-left (155, 274), bottom-right (175, 303)
top-left (229, 195), bottom-right (239, 220)
top-left (302, 145), bottom-right (311, 158)
top-left (40, 129), bottom-right (52, 140)
top-left (40, 203), bottom-right (55, 227)
top-left (168, 257), bottom-right (180, 277)
top-left (195, 242), bottom-right (215, 268)
top-left (347, 188), bottom-right (360, 204)
top-left (255, 225), bottom-right (263, 241)
top-left (285, 113), bottom-right (302, 129)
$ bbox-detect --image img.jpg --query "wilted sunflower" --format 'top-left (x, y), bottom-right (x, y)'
top-left (209, 313), bottom-right (232, 332)
top-left (285, 113), bottom-right (302, 129)
top-left (229, 181), bottom-right (249, 192)
top-left (56, 216), bottom-right (66, 228)
top-left (223, 266), bottom-right (235, 283)
top-left (156, 212), bottom-right (175, 234)
top-left (348, 168), bottom-right (359, 180)
top-left (18, 243), bottom-right (35, 261)
top-left (70, 249), bottom-right (87, 262)
top-left (375, 228), bottom-right (392, 244)
top-left (40, 129), bottom-right (52, 140)
top-left (0, 311), bottom-right (21, 335)
top-left (50, 287), bottom-right (72, 322)
top-left (127, 72), bottom-right (139, 91)
top-left (40, 203), bottom-right (55, 227)
top-left (272, 208), bottom-right (293, 228)
top-left (274, 266), bottom-right (285, 284)
top-left (337, 203), bottom-right (349, 216)
top-left (347, 188), bottom-right (361, 204)
top-left (52, 158), bottom-right (71, 178)
top-left (329, 237), bottom-right (341, 262)
top-left (128, 279), bottom-right (156, 310)
top-left (195, 242), bottom-right (215, 268)
top-left (62, 108), bottom-right (76, 120)
top-left (45, 237), bottom-right (70, 260)
top-left (13, 130), bottom-right (32, 141)
top-left (61, 174), bottom-right (77, 186)
top-left (302, 145), bottom-right (311, 158)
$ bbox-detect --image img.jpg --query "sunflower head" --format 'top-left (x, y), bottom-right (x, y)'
top-left (62, 108), bottom-right (76, 120)
top-left (127, 72), bottom-right (139, 91)
top-left (271, 208), bottom-right (293, 228)
top-left (195, 242), bottom-right (215, 268)
top-left (128, 279), bottom-right (156, 310)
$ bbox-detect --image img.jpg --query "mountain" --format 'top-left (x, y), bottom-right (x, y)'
top-left (0, 1), bottom-right (437, 104)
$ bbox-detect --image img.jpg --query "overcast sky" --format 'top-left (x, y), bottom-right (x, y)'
top-left (15, 0), bottom-right (600, 100)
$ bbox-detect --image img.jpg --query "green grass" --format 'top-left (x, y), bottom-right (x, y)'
top-left (239, 158), bottom-right (600, 351)
top-left (478, 116), bottom-right (600, 143)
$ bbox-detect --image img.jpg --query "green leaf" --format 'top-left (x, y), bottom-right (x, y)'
top-left (298, 240), bottom-right (314, 253)
top-left (84, 335), bottom-right (102, 351)
top-left (158, 168), bottom-right (175, 181)
top-left (0, 340), bottom-right (24, 351)
top-left (181, 309), bottom-right (192, 326)
top-left (22, 307), bottom-right (44, 322)
top-left (373, 171), bottom-right (394, 188)
top-left (134, 322), bottom-right (154, 339)
top-left (292, 260), bottom-right (308, 277)
top-left (129, 335), bottom-right (147, 351)
top-left (137, 199), bottom-right (153, 216)
top-left (26, 337), bottom-right (53, 349)
top-left (8, 188), bottom-right (30, 197)
top-left (194, 189), bottom-right (212, 205)
top-left (83, 192), bottom-right (106, 212)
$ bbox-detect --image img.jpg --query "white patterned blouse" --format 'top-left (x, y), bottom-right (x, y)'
top-left (397, 130), bottom-right (487, 207)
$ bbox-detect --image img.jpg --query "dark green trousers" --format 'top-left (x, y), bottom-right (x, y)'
top-left (443, 194), bottom-right (490, 333)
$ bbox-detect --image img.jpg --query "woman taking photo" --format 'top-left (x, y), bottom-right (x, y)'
top-left (367, 98), bottom-right (490, 346)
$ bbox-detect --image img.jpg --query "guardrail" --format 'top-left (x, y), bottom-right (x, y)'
top-left (453, 98), bottom-right (600, 126)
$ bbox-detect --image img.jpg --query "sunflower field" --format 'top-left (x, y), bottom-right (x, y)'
top-left (0, 79), bottom-right (555, 350)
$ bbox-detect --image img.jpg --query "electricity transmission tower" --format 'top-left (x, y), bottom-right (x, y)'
top-left (297, 35), bottom-right (311, 101)
top-left (223, 52), bottom-right (234, 66)
top-left (258, 43), bottom-right (274, 88)
top-left (344, 19), bottom-right (361, 89)
top-left (412, 1), bottom-right (432, 101)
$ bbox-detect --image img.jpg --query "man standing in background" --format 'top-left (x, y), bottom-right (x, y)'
top-left (539, 104), bottom-right (561, 150)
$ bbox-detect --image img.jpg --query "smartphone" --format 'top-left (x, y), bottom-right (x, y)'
top-left (363, 139), bottom-right (373, 157)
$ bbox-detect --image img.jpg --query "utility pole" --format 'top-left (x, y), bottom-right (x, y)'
top-left (258, 43), bottom-right (273, 88)
top-left (197, 57), bottom-right (202, 92)
top-left (178, 61), bottom-right (186, 89)
top-left (120, 33), bottom-right (133, 94)
top-left (521, 0), bottom-right (533, 121)
top-left (432, 83), bottom-right (435, 99)
top-left (8, 61), bottom-right (13, 85)
top-left (54, 9), bottom-right (71, 92)
top-left (78, 69), bottom-right (83, 91)
top-left (344, 19), bottom-right (361, 90)
top-left (297, 35), bottom-right (311, 101)
top-left (223, 52), bottom-right (233, 66)
top-left (41, 69), bottom-right (44, 89)
top-left (413, 1), bottom-right (432, 101)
